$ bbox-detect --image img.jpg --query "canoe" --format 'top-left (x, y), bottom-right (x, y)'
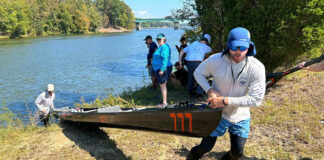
top-left (53, 104), bottom-right (222, 137)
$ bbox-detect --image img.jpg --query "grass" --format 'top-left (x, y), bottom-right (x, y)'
top-left (0, 70), bottom-right (323, 160)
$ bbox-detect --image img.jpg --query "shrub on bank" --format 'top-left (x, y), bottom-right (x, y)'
top-left (195, 0), bottom-right (324, 72)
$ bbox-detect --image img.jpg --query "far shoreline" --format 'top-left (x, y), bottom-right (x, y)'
top-left (0, 27), bottom-right (132, 40)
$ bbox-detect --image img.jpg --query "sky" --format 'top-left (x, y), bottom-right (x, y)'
top-left (122, 0), bottom-right (184, 18)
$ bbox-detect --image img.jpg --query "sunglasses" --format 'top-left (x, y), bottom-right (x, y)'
top-left (230, 46), bottom-right (248, 51)
top-left (156, 38), bottom-right (161, 41)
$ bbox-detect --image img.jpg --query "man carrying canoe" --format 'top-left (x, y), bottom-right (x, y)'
top-left (187, 27), bottom-right (266, 160)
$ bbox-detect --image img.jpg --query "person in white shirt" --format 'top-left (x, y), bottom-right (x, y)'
top-left (35, 84), bottom-right (55, 127)
top-left (179, 34), bottom-right (212, 97)
top-left (187, 27), bottom-right (266, 160)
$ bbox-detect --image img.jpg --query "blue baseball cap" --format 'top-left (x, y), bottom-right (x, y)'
top-left (227, 27), bottom-right (250, 48)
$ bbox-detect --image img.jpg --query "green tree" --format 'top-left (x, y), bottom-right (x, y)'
top-left (0, 0), bottom-right (30, 38)
top-left (193, 0), bottom-right (324, 72)
top-left (95, 0), bottom-right (134, 29)
top-left (73, 9), bottom-right (90, 33)
top-left (56, 4), bottom-right (75, 34)
top-left (1, 0), bottom-right (134, 37)
top-left (87, 5), bottom-right (102, 31)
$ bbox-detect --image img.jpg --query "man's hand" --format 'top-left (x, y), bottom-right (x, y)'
top-left (42, 110), bottom-right (47, 114)
top-left (206, 97), bottom-right (225, 108)
top-left (207, 88), bottom-right (221, 99)
top-left (298, 62), bottom-right (309, 70)
top-left (159, 71), bottom-right (163, 76)
top-left (206, 89), bottom-right (224, 108)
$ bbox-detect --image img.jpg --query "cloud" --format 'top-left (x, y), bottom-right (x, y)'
top-left (134, 10), bottom-right (153, 18)
top-left (137, 10), bottom-right (148, 16)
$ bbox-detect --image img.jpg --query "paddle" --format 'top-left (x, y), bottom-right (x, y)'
top-left (266, 54), bottom-right (324, 88)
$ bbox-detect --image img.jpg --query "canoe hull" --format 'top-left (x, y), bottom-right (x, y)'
top-left (54, 106), bottom-right (222, 137)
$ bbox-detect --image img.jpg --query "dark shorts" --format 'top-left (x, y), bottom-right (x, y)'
top-left (154, 66), bottom-right (172, 84)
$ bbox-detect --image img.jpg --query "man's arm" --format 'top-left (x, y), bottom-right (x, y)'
top-left (179, 50), bottom-right (185, 66)
top-left (35, 93), bottom-right (46, 114)
top-left (203, 45), bottom-right (213, 60)
top-left (176, 45), bottom-right (180, 53)
top-left (194, 55), bottom-right (226, 108)
top-left (194, 56), bottom-right (217, 94)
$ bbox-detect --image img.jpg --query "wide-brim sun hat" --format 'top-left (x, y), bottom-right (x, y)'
top-left (47, 84), bottom-right (54, 92)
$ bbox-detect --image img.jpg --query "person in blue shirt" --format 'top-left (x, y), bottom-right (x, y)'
top-left (152, 33), bottom-right (173, 108)
top-left (144, 35), bottom-right (158, 88)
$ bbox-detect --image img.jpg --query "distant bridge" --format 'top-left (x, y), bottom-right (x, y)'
top-left (134, 18), bottom-right (182, 31)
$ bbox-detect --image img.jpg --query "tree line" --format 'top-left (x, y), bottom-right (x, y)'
top-left (0, 0), bottom-right (135, 38)
top-left (169, 0), bottom-right (324, 72)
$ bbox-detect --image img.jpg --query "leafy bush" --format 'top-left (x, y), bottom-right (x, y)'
top-left (195, 0), bottom-right (324, 72)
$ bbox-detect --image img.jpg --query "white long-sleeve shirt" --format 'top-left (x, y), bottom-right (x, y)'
top-left (194, 53), bottom-right (266, 124)
top-left (35, 91), bottom-right (55, 115)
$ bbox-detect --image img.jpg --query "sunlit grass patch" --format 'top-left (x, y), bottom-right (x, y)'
top-left (249, 71), bottom-right (323, 159)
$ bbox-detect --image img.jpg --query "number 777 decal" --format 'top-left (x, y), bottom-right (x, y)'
top-left (169, 113), bottom-right (192, 132)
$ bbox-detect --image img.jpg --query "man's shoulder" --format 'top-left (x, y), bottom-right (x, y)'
top-left (201, 42), bottom-right (211, 48)
top-left (150, 42), bottom-right (158, 48)
top-left (188, 41), bottom-right (200, 47)
top-left (207, 53), bottom-right (223, 60)
top-left (248, 57), bottom-right (265, 71)
top-left (37, 91), bottom-right (46, 98)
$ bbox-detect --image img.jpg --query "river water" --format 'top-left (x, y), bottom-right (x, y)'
top-left (0, 28), bottom-right (184, 124)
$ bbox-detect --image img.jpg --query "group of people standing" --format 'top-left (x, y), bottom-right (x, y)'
top-left (144, 32), bottom-right (214, 107)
